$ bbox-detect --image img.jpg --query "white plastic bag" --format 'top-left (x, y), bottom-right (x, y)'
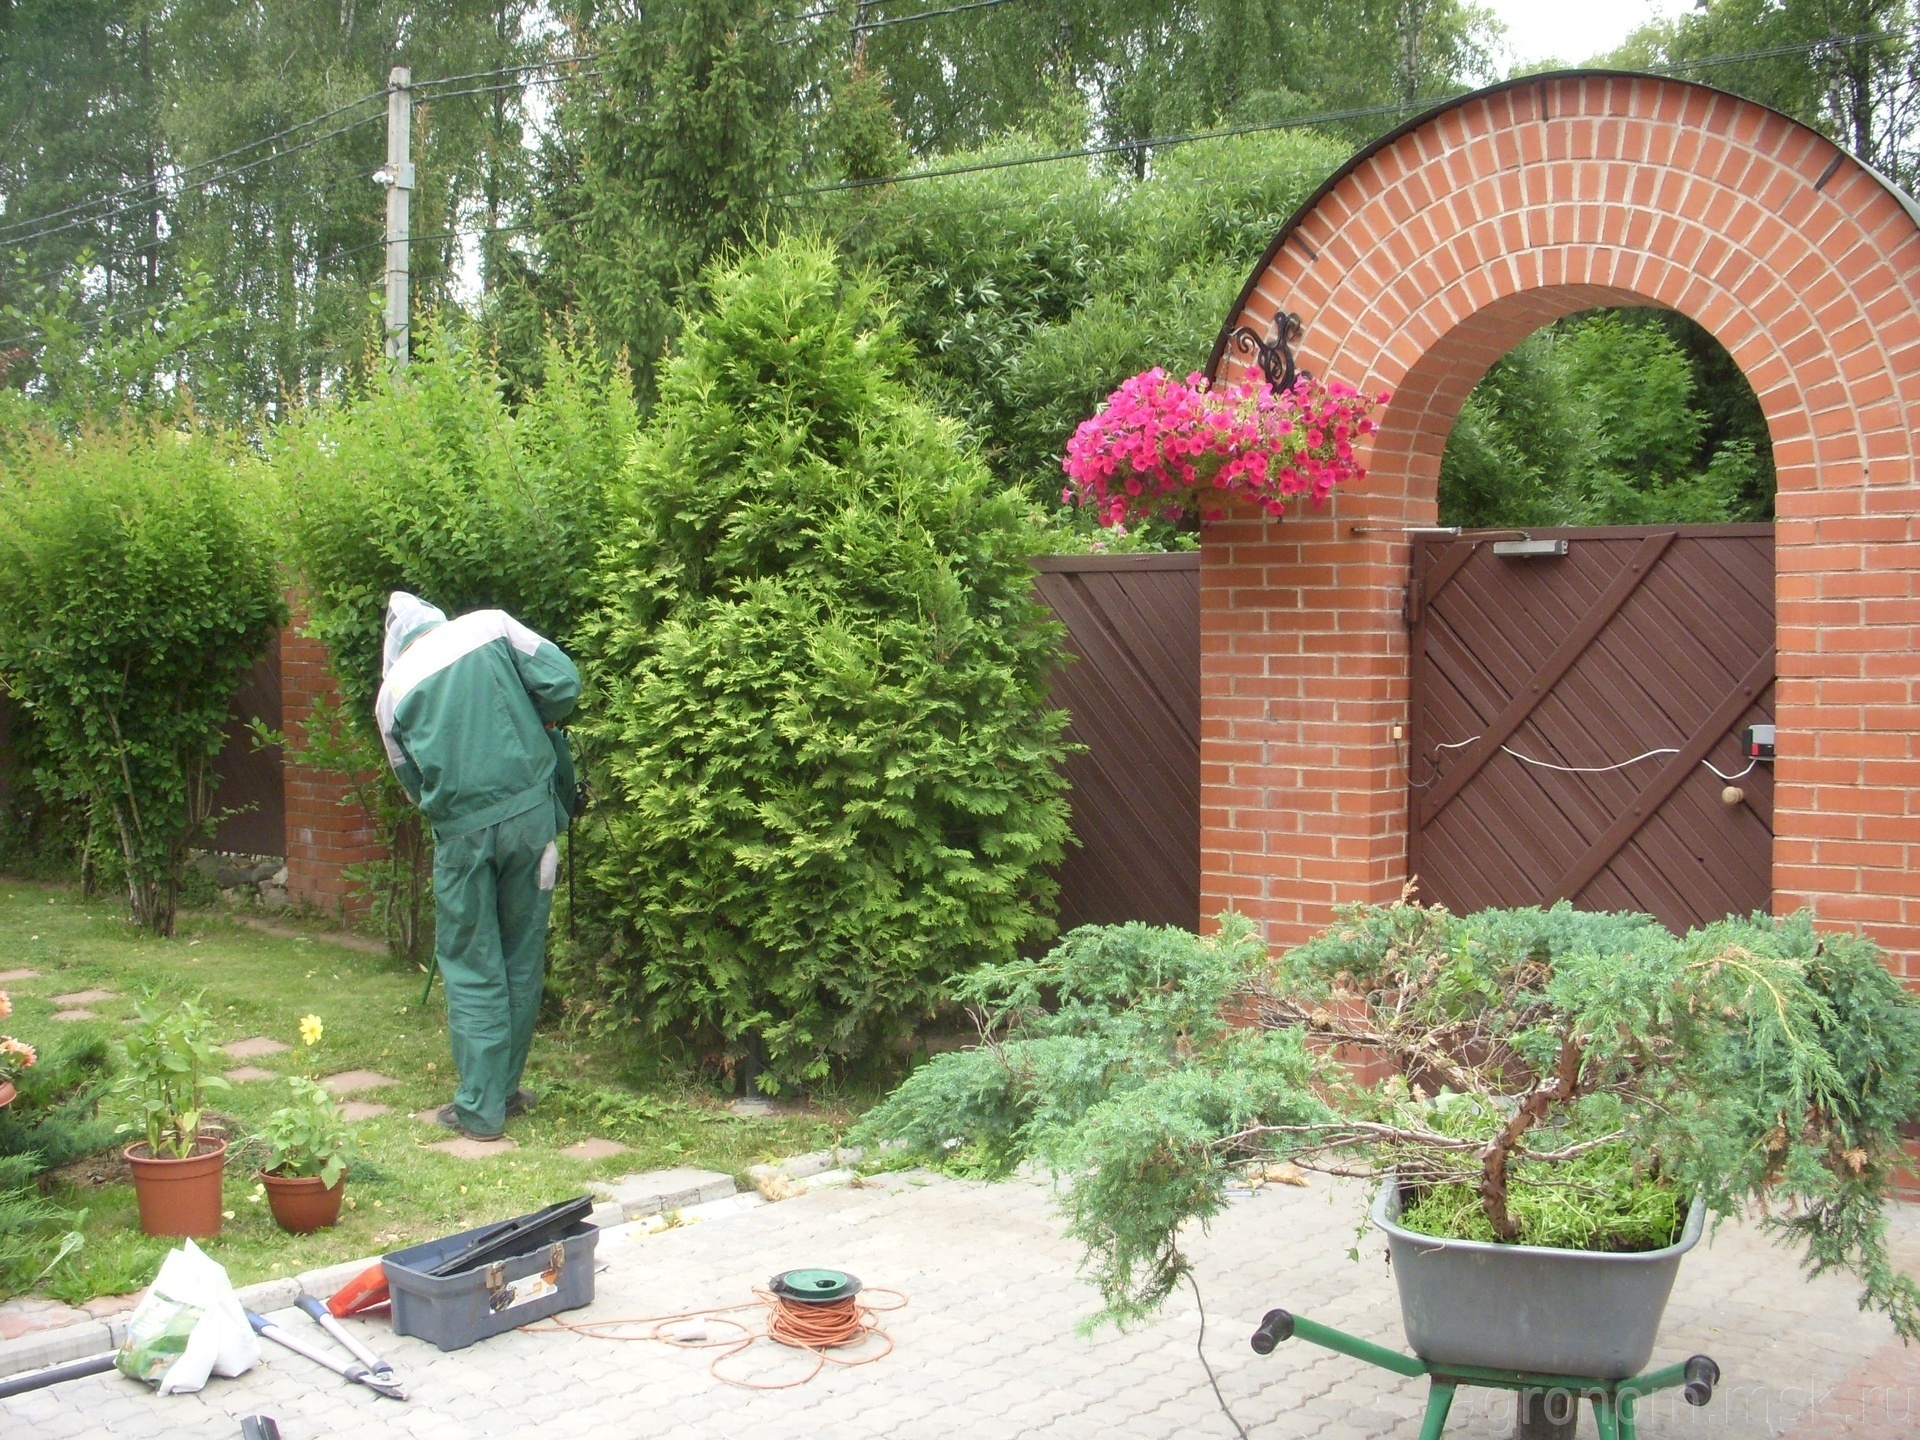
top-left (115, 1240), bottom-right (261, 1395)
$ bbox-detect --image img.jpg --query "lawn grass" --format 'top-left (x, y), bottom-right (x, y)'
top-left (0, 879), bottom-right (848, 1303)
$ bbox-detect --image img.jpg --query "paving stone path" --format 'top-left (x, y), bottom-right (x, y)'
top-left (47, 1010), bottom-right (96, 1023)
top-left (221, 1038), bottom-right (290, 1060)
top-left (319, 1070), bottom-right (397, 1096)
top-left (3, 1173), bottom-right (1912, 1439)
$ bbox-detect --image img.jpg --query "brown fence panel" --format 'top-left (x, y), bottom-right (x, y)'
top-left (1031, 554), bottom-right (1201, 931)
top-left (1408, 525), bottom-right (1774, 934)
top-left (0, 633), bottom-right (285, 858)
top-left (209, 632), bottom-right (285, 856)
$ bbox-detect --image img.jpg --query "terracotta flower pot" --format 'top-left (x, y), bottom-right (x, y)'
top-left (125, 1137), bottom-right (227, 1238)
top-left (0, 1080), bottom-right (15, 1109)
top-left (258, 1169), bottom-right (346, 1235)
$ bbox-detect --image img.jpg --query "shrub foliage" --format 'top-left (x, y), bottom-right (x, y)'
top-left (276, 319), bottom-right (636, 955)
top-left (0, 423), bottom-right (283, 931)
top-left (856, 903), bottom-right (1920, 1334)
top-left (579, 237), bottom-right (1072, 1088)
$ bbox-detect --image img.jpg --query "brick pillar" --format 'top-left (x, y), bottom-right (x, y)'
top-left (280, 603), bottom-right (384, 917)
top-left (1199, 500), bottom-right (1416, 945)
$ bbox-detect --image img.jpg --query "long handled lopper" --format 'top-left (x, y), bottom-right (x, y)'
top-left (248, 1302), bottom-right (408, 1400)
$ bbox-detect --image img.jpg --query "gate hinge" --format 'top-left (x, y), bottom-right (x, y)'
top-left (1402, 579), bottom-right (1423, 627)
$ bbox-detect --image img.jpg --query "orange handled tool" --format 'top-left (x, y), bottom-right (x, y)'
top-left (327, 1262), bottom-right (390, 1317)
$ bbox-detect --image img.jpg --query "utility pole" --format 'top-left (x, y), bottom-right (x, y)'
top-left (382, 66), bottom-right (414, 367)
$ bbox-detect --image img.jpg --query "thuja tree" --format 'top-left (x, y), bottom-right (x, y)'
top-left (855, 902), bottom-right (1920, 1333)
top-left (579, 236), bottom-right (1072, 1090)
top-left (276, 318), bottom-right (637, 957)
top-left (0, 422), bottom-right (283, 933)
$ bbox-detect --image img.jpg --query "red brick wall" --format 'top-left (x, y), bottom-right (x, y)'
top-left (280, 604), bottom-right (383, 916)
top-left (1204, 74), bottom-right (1920, 978)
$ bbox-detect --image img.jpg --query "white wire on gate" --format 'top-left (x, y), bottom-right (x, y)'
top-left (1409, 737), bottom-right (1761, 788)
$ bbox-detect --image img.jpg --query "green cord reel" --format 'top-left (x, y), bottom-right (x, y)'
top-left (769, 1268), bottom-right (862, 1305)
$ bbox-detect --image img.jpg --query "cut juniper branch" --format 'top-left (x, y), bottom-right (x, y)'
top-left (1479, 1032), bottom-right (1586, 1240)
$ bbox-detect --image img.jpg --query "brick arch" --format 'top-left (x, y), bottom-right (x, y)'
top-left (1199, 71), bottom-right (1920, 976)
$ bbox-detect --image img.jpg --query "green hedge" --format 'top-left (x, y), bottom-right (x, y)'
top-left (0, 422), bottom-right (283, 931)
top-left (579, 237), bottom-right (1073, 1088)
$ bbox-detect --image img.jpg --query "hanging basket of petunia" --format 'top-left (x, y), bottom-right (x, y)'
top-left (1062, 368), bottom-right (1387, 527)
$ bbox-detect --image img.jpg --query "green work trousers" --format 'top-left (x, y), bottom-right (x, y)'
top-left (433, 803), bottom-right (558, 1135)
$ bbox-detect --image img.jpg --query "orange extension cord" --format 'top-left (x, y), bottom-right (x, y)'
top-left (526, 1286), bottom-right (907, 1389)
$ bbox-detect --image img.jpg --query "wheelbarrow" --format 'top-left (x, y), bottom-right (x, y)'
top-left (1247, 1307), bottom-right (1719, 1439)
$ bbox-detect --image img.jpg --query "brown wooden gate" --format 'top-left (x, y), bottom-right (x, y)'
top-left (1407, 525), bottom-right (1774, 933)
top-left (1032, 554), bottom-right (1200, 931)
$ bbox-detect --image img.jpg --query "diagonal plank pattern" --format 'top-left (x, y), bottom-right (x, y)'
top-left (1030, 554), bottom-right (1201, 931)
top-left (1409, 526), bottom-right (1775, 934)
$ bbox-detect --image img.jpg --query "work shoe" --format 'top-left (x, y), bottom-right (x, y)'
top-left (433, 1104), bottom-right (505, 1143)
top-left (505, 1087), bottom-right (538, 1118)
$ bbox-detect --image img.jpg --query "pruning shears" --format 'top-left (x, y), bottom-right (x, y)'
top-left (247, 1298), bottom-right (408, 1400)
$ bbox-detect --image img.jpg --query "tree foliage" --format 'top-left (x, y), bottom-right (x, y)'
top-left (0, 421), bottom-right (283, 932)
top-left (1440, 310), bottom-right (1775, 527)
top-left (1614, 0), bottom-right (1920, 190)
top-left (577, 236), bottom-right (1072, 1089)
top-left (857, 903), bottom-right (1920, 1334)
top-left (821, 129), bottom-right (1350, 503)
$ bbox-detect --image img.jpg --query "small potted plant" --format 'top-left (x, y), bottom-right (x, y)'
top-left (0, 990), bottom-right (34, 1108)
top-left (118, 997), bottom-right (231, 1237)
top-left (257, 1075), bottom-right (355, 1233)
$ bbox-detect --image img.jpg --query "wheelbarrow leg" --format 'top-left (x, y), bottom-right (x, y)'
top-left (1589, 1393), bottom-right (1621, 1440)
top-left (1417, 1380), bottom-right (1457, 1440)
top-left (1616, 1391), bottom-right (1638, 1440)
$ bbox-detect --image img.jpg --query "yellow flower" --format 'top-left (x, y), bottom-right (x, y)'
top-left (299, 1014), bottom-right (324, 1047)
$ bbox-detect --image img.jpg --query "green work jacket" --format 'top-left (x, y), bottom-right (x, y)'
top-left (374, 610), bottom-right (581, 841)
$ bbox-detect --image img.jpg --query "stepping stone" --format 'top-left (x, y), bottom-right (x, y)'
top-left (51, 1009), bottom-right (98, 1023)
top-left (728, 1096), bottom-right (777, 1117)
top-left (225, 1066), bottom-right (278, 1082)
top-left (320, 1070), bottom-right (397, 1096)
top-left (561, 1138), bottom-right (628, 1162)
top-left (0, 969), bottom-right (37, 982)
top-left (426, 1135), bottom-right (519, 1159)
top-left (52, 989), bottom-right (116, 1005)
top-left (222, 1037), bottom-right (289, 1060)
top-left (339, 1101), bottom-right (391, 1122)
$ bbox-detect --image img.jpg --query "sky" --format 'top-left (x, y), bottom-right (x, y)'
top-left (1481, 0), bottom-right (1694, 69)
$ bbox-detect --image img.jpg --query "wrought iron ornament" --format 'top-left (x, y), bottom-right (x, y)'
top-left (1227, 311), bottom-right (1310, 392)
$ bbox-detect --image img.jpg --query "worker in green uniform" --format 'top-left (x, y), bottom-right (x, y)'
top-left (375, 593), bottom-right (581, 1140)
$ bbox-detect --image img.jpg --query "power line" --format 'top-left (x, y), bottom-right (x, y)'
top-left (0, 88), bottom-right (390, 245)
top-left (415, 71), bottom-right (608, 106)
top-left (0, 111), bottom-right (386, 253)
top-left (855, 0), bottom-right (1029, 33)
top-left (412, 55), bottom-right (602, 91)
top-left (788, 24), bottom-right (1920, 198)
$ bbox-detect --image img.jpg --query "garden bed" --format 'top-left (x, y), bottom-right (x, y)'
top-left (0, 879), bottom-right (849, 1303)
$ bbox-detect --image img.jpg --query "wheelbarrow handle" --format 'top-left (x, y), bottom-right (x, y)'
top-left (1251, 1309), bottom-right (1295, 1354)
top-left (1249, 1307), bottom-right (1428, 1379)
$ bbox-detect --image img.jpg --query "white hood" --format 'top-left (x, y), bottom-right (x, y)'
top-left (382, 592), bottom-right (448, 676)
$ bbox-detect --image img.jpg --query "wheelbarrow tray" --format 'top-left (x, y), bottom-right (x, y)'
top-left (1373, 1180), bottom-right (1703, 1379)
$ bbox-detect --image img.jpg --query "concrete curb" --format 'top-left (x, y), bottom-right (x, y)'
top-left (0, 1256), bottom-right (382, 1383)
top-left (0, 1144), bottom-right (864, 1382)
